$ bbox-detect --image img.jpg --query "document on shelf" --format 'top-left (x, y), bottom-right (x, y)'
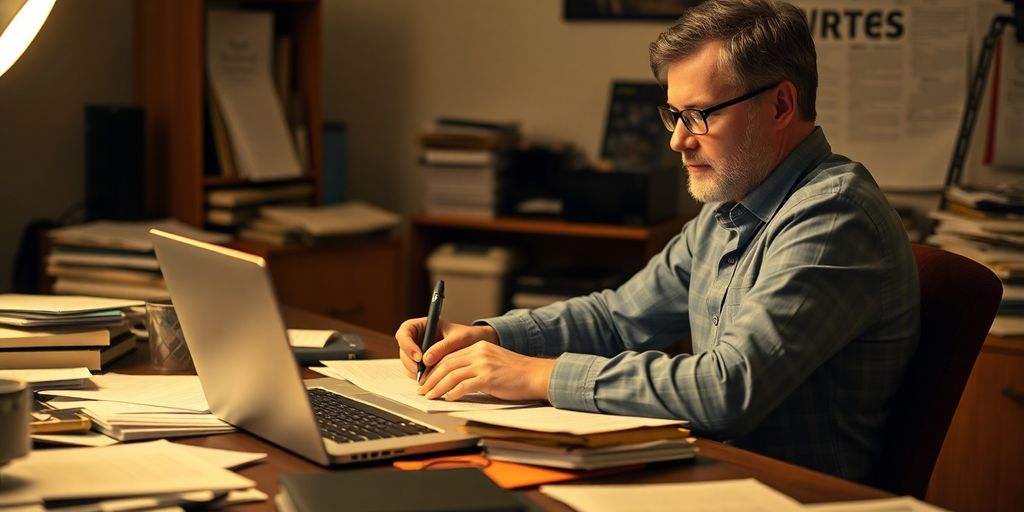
top-left (539, 479), bottom-right (804, 512)
top-left (0, 440), bottom-right (254, 507)
top-left (320, 359), bottom-right (538, 413)
top-left (38, 373), bottom-right (210, 412)
top-left (287, 328), bottom-right (336, 348)
top-left (451, 406), bottom-right (686, 435)
top-left (207, 10), bottom-right (301, 182)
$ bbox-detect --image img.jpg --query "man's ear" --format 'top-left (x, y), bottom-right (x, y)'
top-left (771, 80), bottom-right (799, 130)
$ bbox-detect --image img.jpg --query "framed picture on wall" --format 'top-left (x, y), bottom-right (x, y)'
top-left (564, 0), bottom-right (701, 21)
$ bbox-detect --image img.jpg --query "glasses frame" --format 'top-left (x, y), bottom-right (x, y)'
top-left (658, 81), bottom-right (781, 135)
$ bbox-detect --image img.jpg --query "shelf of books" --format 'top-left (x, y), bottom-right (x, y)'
top-left (134, 0), bottom-right (322, 231)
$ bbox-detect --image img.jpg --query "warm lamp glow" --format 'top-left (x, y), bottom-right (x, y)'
top-left (0, 0), bottom-right (54, 78)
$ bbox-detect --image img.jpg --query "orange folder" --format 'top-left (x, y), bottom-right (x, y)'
top-left (393, 453), bottom-right (644, 489)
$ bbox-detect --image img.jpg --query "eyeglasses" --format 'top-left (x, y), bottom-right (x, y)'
top-left (657, 82), bottom-right (780, 135)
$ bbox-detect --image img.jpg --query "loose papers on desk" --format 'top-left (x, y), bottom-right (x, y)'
top-left (540, 479), bottom-right (805, 512)
top-left (45, 398), bottom-right (233, 441)
top-left (451, 406), bottom-right (686, 435)
top-left (0, 367), bottom-right (91, 388)
top-left (0, 440), bottom-right (256, 508)
top-left (316, 359), bottom-right (537, 412)
top-left (38, 373), bottom-right (210, 412)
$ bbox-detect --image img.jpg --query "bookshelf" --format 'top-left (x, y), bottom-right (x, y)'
top-left (407, 214), bottom-right (689, 318)
top-left (131, 1), bottom-right (404, 333)
top-left (132, 0), bottom-right (322, 226)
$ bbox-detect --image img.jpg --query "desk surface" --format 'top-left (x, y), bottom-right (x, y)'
top-left (108, 307), bottom-right (890, 511)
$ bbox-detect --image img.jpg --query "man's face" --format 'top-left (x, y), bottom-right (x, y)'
top-left (665, 42), bottom-right (775, 203)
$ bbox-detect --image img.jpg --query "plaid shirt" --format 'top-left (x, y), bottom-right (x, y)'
top-left (483, 128), bottom-right (919, 481)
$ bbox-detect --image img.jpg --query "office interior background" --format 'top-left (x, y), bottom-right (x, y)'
top-left (2, 0), bottom-right (1015, 295)
top-left (0, 0), bottom-right (698, 293)
top-left (0, 1), bottom-right (1021, 511)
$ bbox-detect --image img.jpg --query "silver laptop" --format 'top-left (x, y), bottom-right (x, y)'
top-left (149, 229), bottom-right (476, 466)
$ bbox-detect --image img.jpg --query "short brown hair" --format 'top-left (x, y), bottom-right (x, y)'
top-left (649, 0), bottom-right (817, 121)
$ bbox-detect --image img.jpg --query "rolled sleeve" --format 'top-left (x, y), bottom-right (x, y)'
top-left (547, 353), bottom-right (606, 413)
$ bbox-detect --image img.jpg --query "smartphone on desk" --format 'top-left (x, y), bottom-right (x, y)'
top-left (31, 400), bottom-right (91, 434)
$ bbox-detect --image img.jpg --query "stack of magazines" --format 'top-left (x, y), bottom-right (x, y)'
top-left (928, 183), bottom-right (1024, 335)
top-left (451, 407), bottom-right (696, 470)
top-left (47, 219), bottom-right (230, 300)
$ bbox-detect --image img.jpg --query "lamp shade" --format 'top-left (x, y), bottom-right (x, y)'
top-left (0, 0), bottom-right (54, 78)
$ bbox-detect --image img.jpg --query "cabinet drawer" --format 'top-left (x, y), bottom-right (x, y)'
top-left (927, 345), bottom-right (1024, 512)
top-left (265, 239), bottom-right (402, 334)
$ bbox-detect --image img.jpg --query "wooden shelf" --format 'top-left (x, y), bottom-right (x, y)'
top-left (409, 214), bottom-right (685, 241)
top-left (406, 214), bottom-right (689, 319)
top-left (133, 0), bottom-right (322, 226)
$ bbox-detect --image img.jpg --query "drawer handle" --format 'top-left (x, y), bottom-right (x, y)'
top-left (1001, 387), bottom-right (1024, 406)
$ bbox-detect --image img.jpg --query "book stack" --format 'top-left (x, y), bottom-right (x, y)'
top-left (47, 219), bottom-right (231, 300)
top-left (238, 201), bottom-right (400, 246)
top-left (205, 182), bottom-right (314, 231)
top-left (927, 184), bottom-right (1024, 335)
top-left (452, 407), bottom-right (696, 471)
top-left (419, 118), bottom-right (519, 218)
top-left (0, 295), bottom-right (143, 371)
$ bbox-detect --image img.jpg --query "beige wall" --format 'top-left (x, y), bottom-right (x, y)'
top-left (0, 0), bottom-right (132, 292)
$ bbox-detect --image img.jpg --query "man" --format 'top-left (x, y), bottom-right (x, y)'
top-left (395, 0), bottom-right (919, 482)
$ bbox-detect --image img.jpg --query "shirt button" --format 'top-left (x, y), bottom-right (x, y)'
top-left (712, 315), bottom-right (719, 326)
top-left (727, 256), bottom-right (736, 265)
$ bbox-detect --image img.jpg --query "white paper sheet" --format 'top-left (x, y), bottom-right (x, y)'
top-left (287, 328), bottom-right (336, 348)
top-left (321, 359), bottom-right (537, 412)
top-left (0, 294), bottom-right (142, 315)
top-left (804, 497), bottom-right (950, 511)
top-left (0, 367), bottom-right (92, 385)
top-left (164, 441), bottom-right (267, 470)
top-left (540, 479), bottom-right (803, 512)
top-left (451, 406), bottom-right (685, 435)
top-left (38, 373), bottom-right (210, 412)
top-left (0, 440), bottom-right (254, 507)
top-left (31, 431), bottom-right (119, 447)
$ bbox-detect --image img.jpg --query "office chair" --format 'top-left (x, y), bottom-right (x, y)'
top-left (867, 244), bottom-right (1002, 499)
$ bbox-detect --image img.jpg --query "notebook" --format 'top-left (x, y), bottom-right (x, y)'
top-left (149, 229), bottom-right (476, 466)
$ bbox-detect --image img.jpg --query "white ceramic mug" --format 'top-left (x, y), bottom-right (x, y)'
top-left (0, 378), bottom-right (30, 467)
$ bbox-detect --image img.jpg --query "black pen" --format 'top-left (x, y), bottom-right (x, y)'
top-left (416, 280), bottom-right (445, 383)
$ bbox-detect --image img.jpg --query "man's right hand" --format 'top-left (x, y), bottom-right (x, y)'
top-left (394, 318), bottom-right (499, 378)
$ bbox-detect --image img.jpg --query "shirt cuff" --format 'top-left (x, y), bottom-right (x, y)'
top-left (547, 353), bottom-right (605, 413)
top-left (475, 310), bottom-right (546, 355)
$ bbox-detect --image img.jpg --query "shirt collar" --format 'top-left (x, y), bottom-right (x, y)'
top-left (738, 127), bottom-right (831, 223)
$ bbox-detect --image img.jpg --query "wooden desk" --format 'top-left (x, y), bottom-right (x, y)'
top-left (107, 307), bottom-right (889, 511)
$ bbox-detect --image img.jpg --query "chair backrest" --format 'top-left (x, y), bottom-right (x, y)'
top-left (867, 244), bottom-right (1002, 498)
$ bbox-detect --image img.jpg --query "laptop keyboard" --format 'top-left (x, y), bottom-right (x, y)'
top-left (307, 387), bottom-right (438, 443)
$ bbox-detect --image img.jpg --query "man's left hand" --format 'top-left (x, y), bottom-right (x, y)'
top-left (416, 341), bottom-right (556, 402)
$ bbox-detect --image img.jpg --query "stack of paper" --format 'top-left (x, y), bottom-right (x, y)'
top-left (452, 407), bottom-right (697, 470)
top-left (0, 295), bottom-right (142, 370)
top-left (0, 367), bottom-right (93, 389)
top-left (927, 206), bottom-right (1024, 335)
top-left (37, 373), bottom-right (234, 441)
top-left (0, 440), bottom-right (266, 509)
top-left (46, 219), bottom-right (230, 300)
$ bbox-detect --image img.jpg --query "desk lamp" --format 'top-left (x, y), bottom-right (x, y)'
top-left (0, 0), bottom-right (54, 78)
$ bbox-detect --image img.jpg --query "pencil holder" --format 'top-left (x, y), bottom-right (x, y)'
top-left (145, 298), bottom-right (194, 373)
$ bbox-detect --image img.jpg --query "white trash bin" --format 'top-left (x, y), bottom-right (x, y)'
top-left (426, 244), bottom-right (520, 325)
